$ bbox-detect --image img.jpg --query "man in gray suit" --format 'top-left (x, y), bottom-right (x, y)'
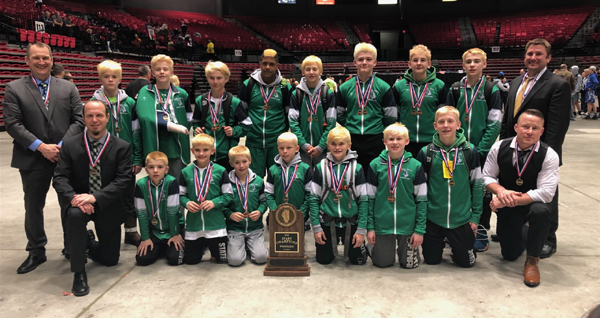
top-left (3, 42), bottom-right (84, 274)
top-left (500, 38), bottom-right (571, 259)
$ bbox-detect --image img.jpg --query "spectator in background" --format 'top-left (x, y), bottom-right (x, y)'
top-left (571, 65), bottom-right (583, 117)
top-left (181, 22), bottom-right (187, 36)
top-left (494, 72), bottom-right (510, 110)
top-left (170, 75), bottom-right (180, 87)
top-left (36, 0), bottom-right (43, 10)
top-left (519, 68), bottom-right (525, 76)
top-left (584, 66), bottom-right (599, 119)
top-left (52, 11), bottom-right (64, 35)
top-left (207, 40), bottom-right (215, 60)
top-left (323, 74), bottom-right (337, 92)
top-left (555, 65), bottom-right (576, 121)
top-left (41, 11), bottom-right (53, 33)
top-left (64, 15), bottom-right (75, 38)
top-left (125, 65), bottom-right (152, 100)
top-left (52, 63), bottom-right (65, 78)
top-left (343, 63), bottom-right (349, 75)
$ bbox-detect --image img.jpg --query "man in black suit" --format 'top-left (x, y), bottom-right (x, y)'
top-left (500, 38), bottom-right (571, 259)
top-left (3, 42), bottom-right (83, 274)
top-left (53, 100), bottom-right (132, 297)
top-left (124, 65), bottom-right (151, 100)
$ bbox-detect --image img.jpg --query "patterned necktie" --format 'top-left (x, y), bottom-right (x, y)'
top-left (89, 140), bottom-right (102, 193)
top-left (517, 150), bottom-right (528, 166)
top-left (38, 81), bottom-right (48, 110)
top-left (513, 77), bottom-right (532, 117)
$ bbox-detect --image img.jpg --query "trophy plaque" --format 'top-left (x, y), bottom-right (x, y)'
top-left (264, 203), bottom-right (310, 276)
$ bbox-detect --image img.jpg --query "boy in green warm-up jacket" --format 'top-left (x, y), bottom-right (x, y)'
top-left (308, 126), bottom-right (368, 265)
top-left (416, 106), bottom-right (483, 268)
top-left (179, 134), bottom-right (233, 265)
top-left (91, 59), bottom-right (142, 246)
top-left (135, 151), bottom-right (184, 266)
top-left (366, 123), bottom-right (427, 269)
top-left (224, 145), bottom-right (268, 266)
top-left (393, 44), bottom-right (448, 157)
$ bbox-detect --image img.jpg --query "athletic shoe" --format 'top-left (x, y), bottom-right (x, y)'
top-left (592, 113), bottom-right (598, 120)
top-left (584, 113), bottom-right (591, 119)
top-left (474, 224), bottom-right (489, 252)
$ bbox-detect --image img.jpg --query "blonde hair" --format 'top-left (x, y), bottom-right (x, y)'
top-left (409, 44), bottom-right (431, 62)
top-left (327, 126), bottom-right (351, 144)
top-left (277, 132), bottom-right (298, 146)
top-left (301, 55), bottom-right (323, 74)
top-left (204, 61), bottom-right (231, 79)
top-left (353, 42), bottom-right (377, 60)
top-left (191, 133), bottom-right (215, 148)
top-left (261, 49), bottom-right (279, 62)
top-left (151, 54), bottom-right (174, 72)
top-left (462, 48), bottom-right (487, 63)
top-left (383, 123), bottom-right (409, 140)
top-left (435, 106), bottom-right (460, 122)
top-left (97, 60), bottom-right (122, 79)
top-left (170, 75), bottom-right (180, 86)
top-left (145, 151), bottom-right (168, 166)
top-left (228, 145), bottom-right (252, 162)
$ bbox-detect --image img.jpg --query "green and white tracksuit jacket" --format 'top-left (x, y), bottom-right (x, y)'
top-left (224, 169), bottom-right (268, 233)
top-left (265, 153), bottom-right (312, 217)
top-left (134, 175), bottom-right (184, 241)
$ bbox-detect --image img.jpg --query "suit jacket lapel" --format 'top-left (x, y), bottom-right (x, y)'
top-left (47, 77), bottom-right (59, 119)
top-left (519, 71), bottom-right (549, 111)
top-left (24, 76), bottom-right (50, 121)
top-left (99, 134), bottom-right (114, 167)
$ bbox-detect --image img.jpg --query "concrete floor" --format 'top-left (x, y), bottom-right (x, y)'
top-left (1, 119), bottom-right (599, 318)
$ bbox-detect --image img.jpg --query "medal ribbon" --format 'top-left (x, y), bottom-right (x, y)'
top-left (329, 161), bottom-right (349, 195)
top-left (514, 139), bottom-right (535, 180)
top-left (305, 87), bottom-right (321, 118)
top-left (147, 179), bottom-right (165, 219)
top-left (387, 154), bottom-right (405, 195)
top-left (464, 77), bottom-right (484, 117)
top-left (355, 75), bottom-right (374, 112)
top-left (281, 163), bottom-right (299, 197)
top-left (84, 131), bottom-right (111, 169)
top-left (235, 174), bottom-right (250, 212)
top-left (521, 71), bottom-right (542, 99)
top-left (101, 91), bottom-right (121, 132)
top-left (32, 75), bottom-right (50, 108)
top-left (409, 82), bottom-right (429, 110)
top-left (208, 91), bottom-right (224, 126)
top-left (154, 85), bottom-right (173, 119)
top-left (194, 162), bottom-right (214, 202)
top-left (439, 147), bottom-right (459, 180)
top-left (259, 85), bottom-right (276, 107)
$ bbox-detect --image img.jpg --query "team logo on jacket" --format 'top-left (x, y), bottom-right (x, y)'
top-left (120, 107), bottom-right (128, 114)
top-left (425, 89), bottom-right (435, 98)
top-left (174, 99), bottom-right (184, 108)
top-left (401, 169), bottom-right (411, 179)
top-left (250, 184), bottom-right (257, 192)
top-left (202, 100), bottom-right (208, 106)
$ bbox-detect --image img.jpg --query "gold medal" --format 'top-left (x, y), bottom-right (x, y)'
top-left (361, 109), bottom-right (368, 115)
top-left (333, 193), bottom-right (343, 203)
top-left (262, 104), bottom-right (270, 111)
top-left (516, 178), bottom-right (524, 186)
top-left (464, 116), bottom-right (470, 123)
top-left (163, 114), bottom-right (169, 121)
top-left (90, 169), bottom-right (98, 176)
top-left (307, 117), bottom-right (312, 123)
top-left (115, 127), bottom-right (121, 133)
top-left (416, 110), bottom-right (423, 116)
top-left (388, 195), bottom-right (395, 203)
top-left (243, 212), bottom-right (249, 218)
top-left (449, 179), bottom-right (455, 187)
top-left (211, 125), bottom-right (221, 131)
top-left (411, 110), bottom-right (417, 116)
top-left (283, 195), bottom-right (289, 203)
top-left (151, 218), bottom-right (158, 225)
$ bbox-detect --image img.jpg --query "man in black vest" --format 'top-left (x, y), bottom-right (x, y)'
top-left (483, 109), bottom-right (559, 287)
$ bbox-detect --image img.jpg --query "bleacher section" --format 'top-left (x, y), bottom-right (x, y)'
top-left (410, 21), bottom-right (462, 49)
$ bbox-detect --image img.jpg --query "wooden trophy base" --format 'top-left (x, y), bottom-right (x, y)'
top-left (264, 255), bottom-right (310, 277)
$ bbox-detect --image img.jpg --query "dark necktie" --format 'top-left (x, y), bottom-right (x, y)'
top-left (38, 81), bottom-right (48, 110)
top-left (517, 150), bottom-right (528, 166)
top-left (89, 141), bottom-right (102, 193)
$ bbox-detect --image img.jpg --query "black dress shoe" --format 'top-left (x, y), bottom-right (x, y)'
top-left (62, 248), bottom-right (70, 260)
top-left (72, 270), bottom-right (90, 297)
top-left (491, 234), bottom-right (500, 242)
top-left (540, 244), bottom-right (556, 259)
top-left (17, 254), bottom-right (47, 274)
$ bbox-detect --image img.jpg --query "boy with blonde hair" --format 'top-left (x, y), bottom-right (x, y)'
top-left (308, 126), bottom-right (368, 265)
top-left (225, 145), bottom-right (268, 266)
top-left (446, 48), bottom-right (501, 252)
top-left (416, 106), bottom-right (483, 268)
top-left (91, 59), bottom-right (142, 246)
top-left (265, 132), bottom-right (313, 230)
top-left (366, 123), bottom-right (427, 268)
top-left (336, 43), bottom-right (397, 170)
top-left (179, 134), bottom-right (233, 264)
top-left (135, 151), bottom-right (185, 266)
top-left (393, 44), bottom-right (447, 157)
top-left (289, 55), bottom-right (336, 168)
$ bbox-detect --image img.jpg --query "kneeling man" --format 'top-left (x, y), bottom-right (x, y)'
top-left (54, 100), bottom-right (132, 296)
top-left (482, 109), bottom-right (559, 287)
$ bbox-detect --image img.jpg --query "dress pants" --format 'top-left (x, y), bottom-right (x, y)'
top-left (422, 220), bottom-right (476, 268)
top-left (497, 202), bottom-right (552, 261)
top-left (66, 207), bottom-right (121, 272)
top-left (350, 133), bottom-right (384, 172)
top-left (545, 189), bottom-right (559, 249)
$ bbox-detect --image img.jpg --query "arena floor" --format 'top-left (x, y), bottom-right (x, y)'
top-left (1, 118), bottom-right (599, 318)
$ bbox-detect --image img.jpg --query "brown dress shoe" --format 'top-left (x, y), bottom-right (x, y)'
top-left (524, 255), bottom-right (540, 287)
top-left (124, 231), bottom-right (141, 246)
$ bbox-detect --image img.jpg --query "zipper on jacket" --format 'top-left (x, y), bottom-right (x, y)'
top-left (154, 184), bottom-right (163, 230)
top-left (262, 109), bottom-right (266, 148)
top-left (447, 178), bottom-right (452, 228)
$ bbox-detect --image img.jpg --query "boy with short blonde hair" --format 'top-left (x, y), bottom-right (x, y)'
top-left (135, 151), bottom-right (185, 266)
top-left (308, 126), bottom-right (368, 265)
top-left (265, 132), bottom-right (313, 229)
top-left (92, 59), bottom-right (142, 246)
top-left (416, 106), bottom-right (483, 268)
top-left (289, 55), bottom-right (336, 168)
top-left (224, 145), bottom-right (268, 266)
top-left (179, 134), bottom-right (233, 264)
top-left (366, 123), bottom-right (427, 268)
